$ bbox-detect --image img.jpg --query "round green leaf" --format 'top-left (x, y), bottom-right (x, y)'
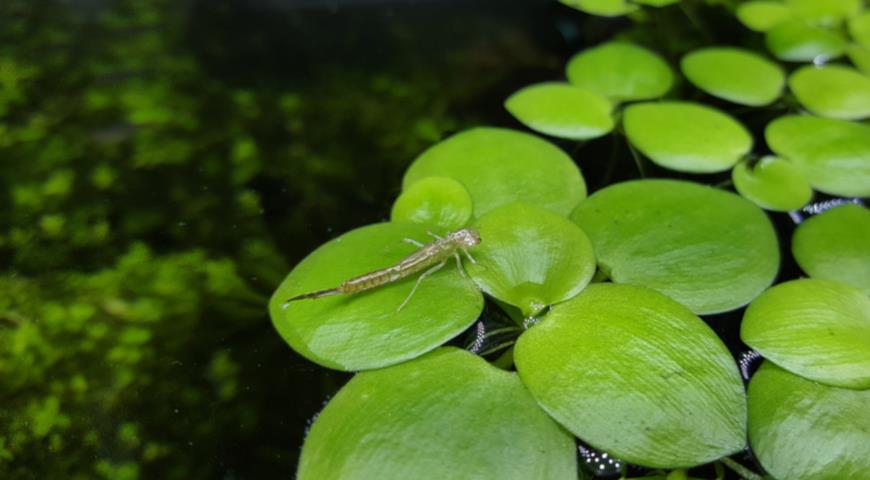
top-left (515, 283), bottom-right (747, 468)
top-left (732, 156), bottom-right (812, 211)
top-left (748, 361), bottom-right (870, 480)
top-left (765, 20), bottom-right (848, 62)
top-left (390, 176), bottom-right (473, 231)
top-left (737, 1), bottom-right (793, 32)
top-left (467, 203), bottom-right (596, 317)
top-left (623, 102), bottom-right (752, 173)
top-left (681, 47), bottom-right (785, 106)
top-left (505, 82), bottom-right (614, 140)
top-left (848, 44), bottom-right (870, 75)
top-left (558, 0), bottom-right (637, 17)
top-left (566, 42), bottom-right (674, 102)
top-left (850, 12), bottom-right (870, 47)
top-left (765, 114), bottom-right (870, 197)
top-left (741, 278), bottom-right (870, 389)
top-left (571, 179), bottom-right (779, 314)
top-left (786, 0), bottom-right (862, 26)
top-left (789, 64), bottom-right (870, 120)
top-left (269, 222), bottom-right (483, 371)
top-left (403, 127), bottom-right (586, 218)
top-left (298, 348), bottom-right (577, 480)
top-left (633, 0), bottom-right (682, 6)
top-left (792, 204), bottom-right (870, 294)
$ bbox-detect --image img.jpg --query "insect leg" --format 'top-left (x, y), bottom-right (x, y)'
top-left (397, 260), bottom-right (446, 312)
top-left (453, 252), bottom-right (468, 278)
top-left (402, 238), bottom-right (424, 247)
top-left (427, 230), bottom-right (443, 241)
top-left (462, 247), bottom-right (477, 264)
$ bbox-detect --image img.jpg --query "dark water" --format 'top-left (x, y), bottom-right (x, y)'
top-left (0, 0), bottom-right (832, 478)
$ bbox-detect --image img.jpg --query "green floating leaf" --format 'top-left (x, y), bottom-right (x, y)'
top-left (731, 156), bottom-right (812, 211)
top-left (792, 204), bottom-right (870, 294)
top-left (633, 0), bottom-right (682, 6)
top-left (558, 0), bottom-right (637, 17)
top-left (765, 114), bottom-right (870, 197)
top-left (850, 12), bottom-right (870, 47)
top-left (737, 1), bottom-right (793, 32)
top-left (566, 42), bottom-right (674, 102)
top-left (571, 179), bottom-right (779, 314)
top-left (765, 20), bottom-right (848, 62)
top-left (748, 362), bottom-right (870, 480)
top-left (269, 223), bottom-right (483, 371)
top-left (467, 203), bottom-right (596, 317)
top-left (505, 82), bottom-right (614, 140)
top-left (681, 47), bottom-right (785, 106)
top-left (403, 127), bottom-right (586, 218)
top-left (515, 283), bottom-right (747, 468)
top-left (786, 0), bottom-right (862, 26)
top-left (390, 176), bottom-right (472, 231)
top-left (741, 279), bottom-right (870, 389)
top-left (789, 64), bottom-right (870, 120)
top-left (848, 44), bottom-right (870, 75)
top-left (623, 102), bottom-right (752, 173)
top-left (298, 348), bottom-right (577, 480)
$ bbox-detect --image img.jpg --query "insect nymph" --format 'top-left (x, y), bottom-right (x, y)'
top-left (284, 228), bottom-right (481, 311)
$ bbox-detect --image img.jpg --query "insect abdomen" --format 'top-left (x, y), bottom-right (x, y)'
top-left (340, 267), bottom-right (403, 294)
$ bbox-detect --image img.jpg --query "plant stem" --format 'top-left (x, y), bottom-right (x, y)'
top-left (720, 457), bottom-right (763, 480)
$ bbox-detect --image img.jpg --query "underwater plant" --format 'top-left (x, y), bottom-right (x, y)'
top-left (271, 1), bottom-right (870, 479)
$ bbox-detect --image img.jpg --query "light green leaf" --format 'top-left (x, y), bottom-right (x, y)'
top-left (785, 0), bottom-right (862, 26)
top-left (566, 42), bottom-right (674, 102)
top-left (390, 176), bottom-right (472, 231)
top-left (765, 20), bottom-right (848, 62)
top-left (571, 179), bottom-right (779, 314)
top-left (633, 0), bottom-right (682, 6)
top-left (789, 64), bottom-right (870, 120)
top-left (515, 283), bottom-right (747, 468)
top-left (850, 12), bottom-right (870, 47)
top-left (623, 102), bottom-right (752, 173)
top-left (505, 82), bottom-right (614, 140)
top-left (467, 203), bottom-right (596, 317)
top-left (731, 156), bottom-right (812, 211)
top-left (848, 44), bottom-right (870, 75)
top-left (792, 204), bottom-right (870, 294)
top-left (748, 362), bottom-right (870, 480)
top-left (269, 223), bottom-right (483, 371)
top-left (736, 1), bottom-right (793, 32)
top-left (741, 279), bottom-right (870, 389)
top-left (681, 47), bottom-right (785, 106)
top-left (298, 348), bottom-right (577, 480)
top-left (403, 127), bottom-right (586, 218)
top-left (765, 114), bottom-right (870, 197)
top-left (558, 0), bottom-right (637, 17)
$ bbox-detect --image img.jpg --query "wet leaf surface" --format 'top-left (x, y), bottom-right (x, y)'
top-left (270, 222), bottom-right (483, 371)
top-left (742, 279), bottom-right (870, 389)
top-left (571, 179), bottom-right (779, 314)
top-left (765, 114), bottom-right (870, 197)
top-left (792, 204), bottom-right (870, 294)
top-left (748, 361), bottom-right (870, 480)
top-left (403, 127), bottom-right (586, 218)
top-left (566, 42), bottom-right (673, 102)
top-left (505, 82), bottom-right (614, 140)
top-left (515, 283), bottom-right (747, 468)
top-left (298, 348), bottom-right (577, 480)
top-left (467, 202), bottom-right (596, 317)
top-left (623, 101), bottom-right (752, 173)
top-left (732, 156), bottom-right (812, 211)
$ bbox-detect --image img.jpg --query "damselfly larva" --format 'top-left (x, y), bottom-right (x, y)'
top-left (284, 228), bottom-right (481, 311)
